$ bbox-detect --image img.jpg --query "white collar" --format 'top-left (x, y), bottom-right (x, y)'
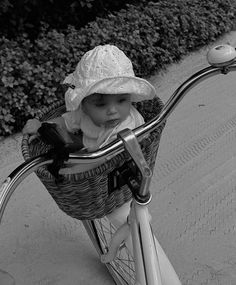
top-left (79, 105), bottom-right (144, 150)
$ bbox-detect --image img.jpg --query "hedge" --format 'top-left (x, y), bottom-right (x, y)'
top-left (0, 0), bottom-right (140, 40)
top-left (0, 0), bottom-right (236, 136)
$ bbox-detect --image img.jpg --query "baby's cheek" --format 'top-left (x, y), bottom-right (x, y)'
top-left (121, 107), bottom-right (131, 119)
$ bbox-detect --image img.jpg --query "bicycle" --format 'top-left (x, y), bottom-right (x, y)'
top-left (0, 44), bottom-right (236, 285)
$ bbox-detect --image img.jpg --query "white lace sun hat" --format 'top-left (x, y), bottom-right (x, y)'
top-left (63, 44), bottom-right (157, 111)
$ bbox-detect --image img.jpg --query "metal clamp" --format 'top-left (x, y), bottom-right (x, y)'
top-left (118, 128), bottom-right (152, 203)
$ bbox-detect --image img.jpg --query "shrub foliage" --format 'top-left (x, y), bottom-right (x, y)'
top-left (0, 0), bottom-right (138, 39)
top-left (0, 0), bottom-right (236, 136)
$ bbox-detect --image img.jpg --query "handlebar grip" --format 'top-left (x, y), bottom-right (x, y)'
top-left (207, 44), bottom-right (236, 67)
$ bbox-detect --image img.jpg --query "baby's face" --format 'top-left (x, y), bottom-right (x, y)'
top-left (82, 93), bottom-right (132, 128)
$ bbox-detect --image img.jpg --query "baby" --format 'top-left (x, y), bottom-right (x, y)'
top-left (23, 44), bottom-right (157, 150)
top-left (23, 44), bottom-right (157, 172)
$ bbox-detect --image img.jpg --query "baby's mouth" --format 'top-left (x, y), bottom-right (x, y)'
top-left (105, 119), bottom-right (120, 128)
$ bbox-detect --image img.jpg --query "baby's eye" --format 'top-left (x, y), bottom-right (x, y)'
top-left (118, 98), bottom-right (128, 103)
top-left (95, 103), bottom-right (106, 107)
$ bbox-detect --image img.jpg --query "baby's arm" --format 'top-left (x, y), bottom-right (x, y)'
top-left (23, 116), bottom-right (83, 151)
top-left (22, 116), bottom-right (66, 135)
top-left (22, 117), bottom-right (68, 144)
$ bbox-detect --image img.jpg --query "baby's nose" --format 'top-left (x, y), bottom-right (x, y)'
top-left (107, 105), bottom-right (118, 115)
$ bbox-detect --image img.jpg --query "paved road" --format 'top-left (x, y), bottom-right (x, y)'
top-left (151, 71), bottom-right (236, 285)
top-left (1, 32), bottom-right (236, 284)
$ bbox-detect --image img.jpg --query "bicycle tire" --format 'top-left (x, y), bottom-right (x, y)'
top-left (82, 217), bottom-right (136, 285)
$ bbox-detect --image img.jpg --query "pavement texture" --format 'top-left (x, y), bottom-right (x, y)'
top-left (1, 31), bottom-right (236, 284)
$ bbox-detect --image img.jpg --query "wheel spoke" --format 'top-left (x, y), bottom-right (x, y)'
top-left (93, 217), bottom-right (136, 284)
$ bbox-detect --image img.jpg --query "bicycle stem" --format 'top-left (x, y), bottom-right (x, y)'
top-left (118, 128), bottom-right (153, 202)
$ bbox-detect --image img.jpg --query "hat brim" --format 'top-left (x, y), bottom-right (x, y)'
top-left (65, 76), bottom-right (157, 111)
top-left (86, 76), bottom-right (157, 101)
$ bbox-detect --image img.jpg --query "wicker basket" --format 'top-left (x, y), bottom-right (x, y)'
top-left (21, 97), bottom-right (165, 220)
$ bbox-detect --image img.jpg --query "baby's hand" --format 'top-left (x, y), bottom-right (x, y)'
top-left (22, 119), bottom-right (42, 142)
top-left (22, 119), bottom-right (42, 135)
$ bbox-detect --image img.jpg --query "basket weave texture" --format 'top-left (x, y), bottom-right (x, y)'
top-left (21, 97), bottom-right (165, 220)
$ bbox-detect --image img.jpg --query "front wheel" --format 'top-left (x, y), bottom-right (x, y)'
top-left (82, 217), bottom-right (136, 285)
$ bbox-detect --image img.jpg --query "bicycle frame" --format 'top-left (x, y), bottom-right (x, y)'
top-left (129, 201), bottom-right (182, 285)
top-left (1, 46), bottom-right (236, 285)
top-left (130, 200), bottom-right (162, 285)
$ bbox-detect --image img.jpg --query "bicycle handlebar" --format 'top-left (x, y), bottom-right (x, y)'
top-left (1, 44), bottom-right (236, 220)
